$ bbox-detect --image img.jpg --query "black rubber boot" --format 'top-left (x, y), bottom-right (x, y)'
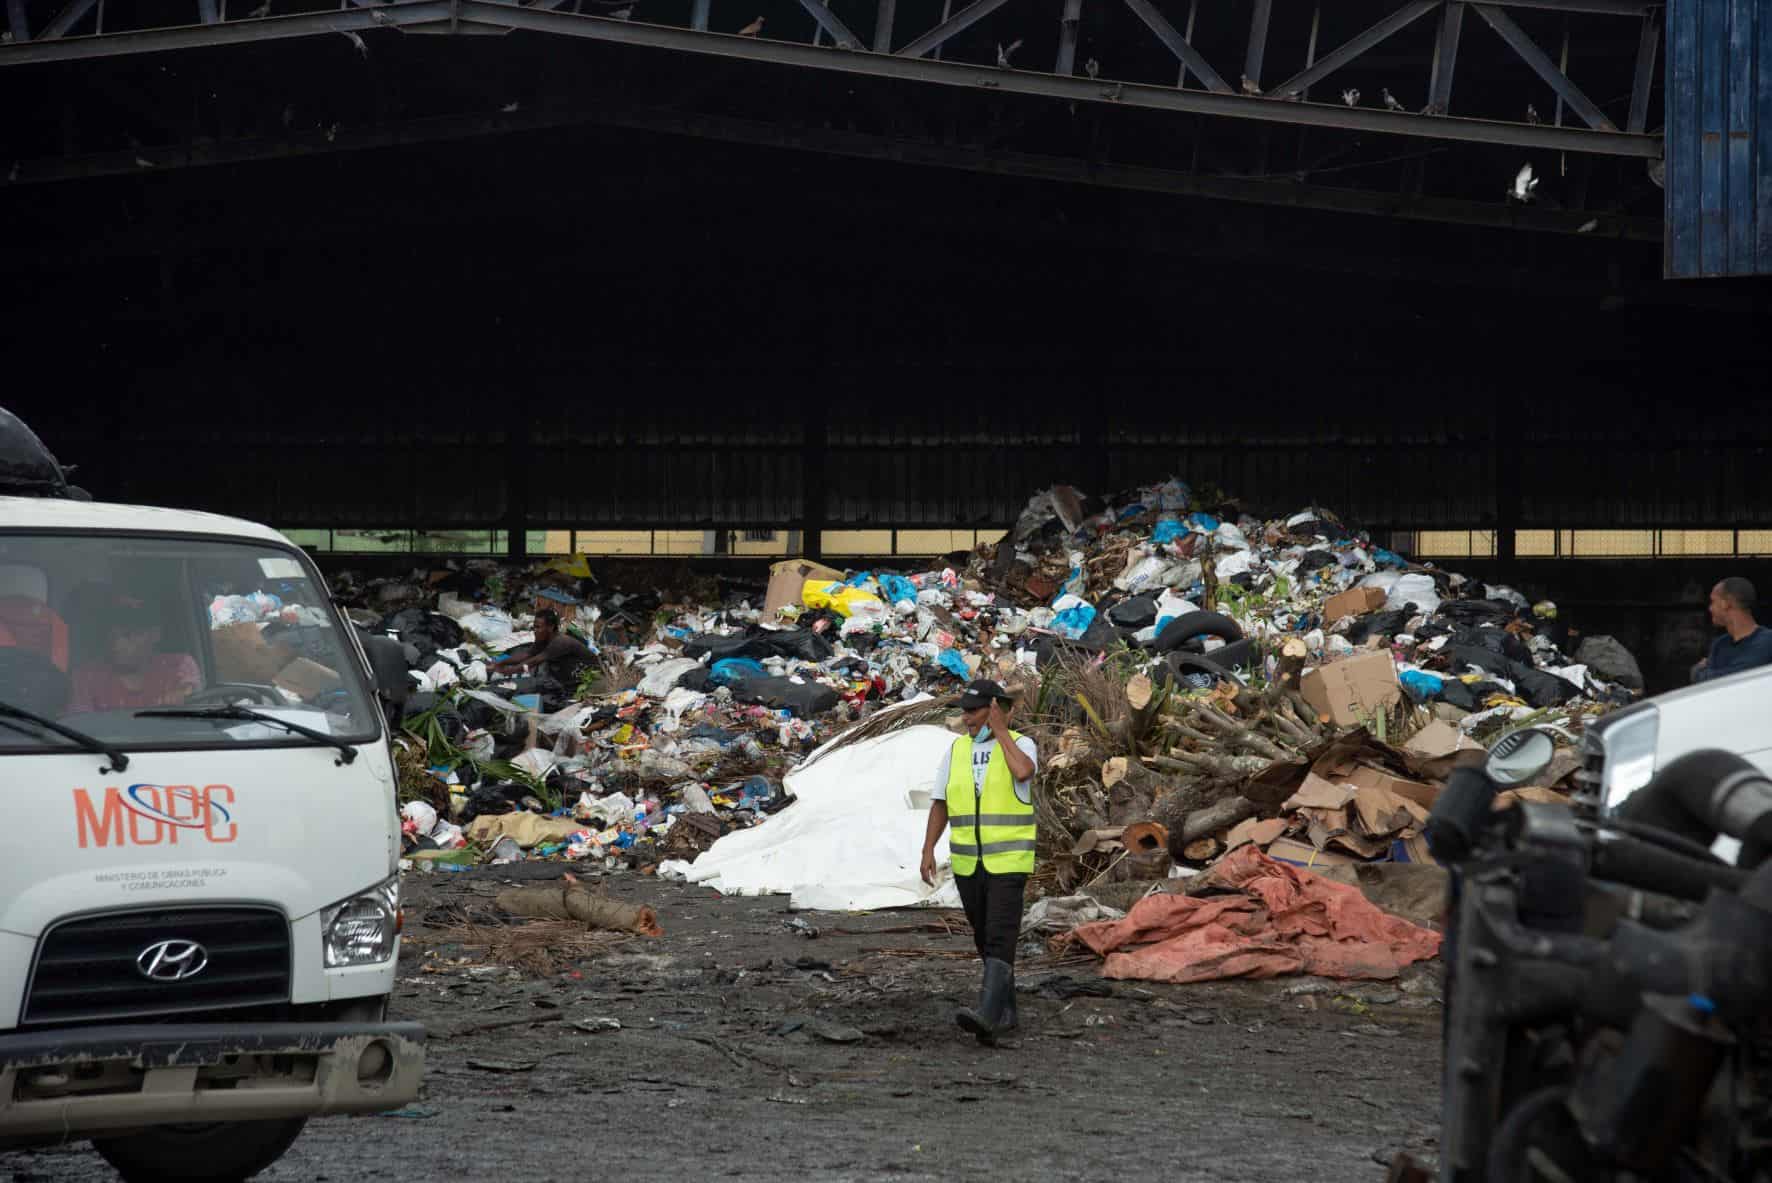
top-left (955, 958), bottom-right (1014, 1045)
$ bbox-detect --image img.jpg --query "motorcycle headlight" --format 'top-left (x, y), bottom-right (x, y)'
top-left (320, 876), bottom-right (400, 968)
top-left (1599, 707), bottom-right (1659, 815)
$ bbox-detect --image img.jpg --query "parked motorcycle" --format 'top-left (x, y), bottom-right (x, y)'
top-left (1422, 727), bottom-right (1772, 1182)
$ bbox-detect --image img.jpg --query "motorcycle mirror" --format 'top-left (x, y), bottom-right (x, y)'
top-left (1484, 726), bottom-right (1558, 787)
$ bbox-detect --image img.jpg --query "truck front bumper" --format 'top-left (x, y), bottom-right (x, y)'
top-left (0, 1020), bottom-right (425, 1141)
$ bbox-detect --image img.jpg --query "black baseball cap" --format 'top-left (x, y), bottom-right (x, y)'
top-left (957, 679), bottom-right (1014, 710)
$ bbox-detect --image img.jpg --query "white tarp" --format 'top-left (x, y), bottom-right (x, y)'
top-left (679, 723), bottom-right (962, 911)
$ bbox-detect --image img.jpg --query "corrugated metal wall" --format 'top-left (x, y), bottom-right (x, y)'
top-left (1666, 0), bottom-right (1772, 277)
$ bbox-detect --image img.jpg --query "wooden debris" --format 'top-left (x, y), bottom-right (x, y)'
top-left (496, 879), bottom-right (663, 937)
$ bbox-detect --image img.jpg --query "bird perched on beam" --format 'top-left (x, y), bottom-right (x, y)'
top-left (1381, 87), bottom-right (1404, 111)
top-left (1526, 103), bottom-right (1541, 125)
top-left (737, 15), bottom-right (763, 35)
top-left (1084, 57), bottom-right (1099, 78)
top-left (1341, 87), bottom-right (1360, 107)
top-left (996, 38), bottom-right (1021, 67)
top-left (1239, 74), bottom-right (1261, 95)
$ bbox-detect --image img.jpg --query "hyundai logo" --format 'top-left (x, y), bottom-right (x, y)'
top-left (136, 939), bottom-right (208, 982)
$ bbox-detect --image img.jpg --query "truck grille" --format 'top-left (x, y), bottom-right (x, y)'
top-left (22, 907), bottom-right (291, 1027)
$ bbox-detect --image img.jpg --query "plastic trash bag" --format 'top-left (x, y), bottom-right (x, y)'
top-left (1384, 573), bottom-right (1442, 614)
top-left (877, 573), bottom-right (918, 605)
top-left (802, 580), bottom-right (886, 618)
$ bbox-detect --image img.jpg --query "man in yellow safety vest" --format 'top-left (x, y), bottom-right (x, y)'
top-left (920, 679), bottom-right (1039, 1044)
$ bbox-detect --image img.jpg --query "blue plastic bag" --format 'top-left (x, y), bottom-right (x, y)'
top-left (845, 570), bottom-right (875, 588)
top-left (1399, 669), bottom-right (1444, 703)
top-left (710, 657), bottom-right (767, 686)
top-left (1051, 603), bottom-right (1097, 640)
top-left (938, 649), bottom-right (972, 679)
top-left (1187, 512), bottom-right (1221, 533)
top-left (1151, 518), bottom-right (1184, 545)
top-left (877, 573), bottom-right (918, 605)
top-left (1372, 549), bottom-right (1406, 569)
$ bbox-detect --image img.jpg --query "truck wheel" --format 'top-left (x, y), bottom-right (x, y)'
top-left (93, 1118), bottom-right (307, 1182)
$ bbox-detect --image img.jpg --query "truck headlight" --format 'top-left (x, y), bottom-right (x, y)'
top-left (321, 876), bottom-right (400, 968)
top-left (1599, 707), bottom-right (1659, 815)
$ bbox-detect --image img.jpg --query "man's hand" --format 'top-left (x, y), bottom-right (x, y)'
top-left (987, 698), bottom-right (1011, 736)
top-left (919, 846), bottom-right (938, 886)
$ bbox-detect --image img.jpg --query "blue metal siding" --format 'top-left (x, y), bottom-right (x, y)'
top-left (1667, 0), bottom-right (1771, 277)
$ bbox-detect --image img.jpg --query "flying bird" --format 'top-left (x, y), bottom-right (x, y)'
top-left (1239, 74), bottom-right (1261, 95)
top-left (995, 38), bottom-right (1021, 67)
top-left (1526, 103), bottom-right (1540, 125)
top-left (1341, 88), bottom-right (1360, 107)
top-left (1381, 87), bottom-right (1403, 111)
top-left (736, 15), bottom-right (763, 35)
top-left (338, 27), bottom-right (368, 55)
top-left (134, 155), bottom-right (155, 168)
top-left (1577, 218), bottom-right (1598, 233)
top-left (1507, 162), bottom-right (1539, 202)
top-left (1083, 57), bottom-right (1099, 79)
top-left (501, 100), bottom-right (520, 112)
top-left (325, 123), bottom-right (339, 141)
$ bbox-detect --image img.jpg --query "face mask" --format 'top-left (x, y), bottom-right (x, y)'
top-left (974, 725), bottom-right (993, 743)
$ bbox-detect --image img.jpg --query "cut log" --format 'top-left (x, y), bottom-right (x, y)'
top-left (1177, 795), bottom-right (1257, 845)
top-left (496, 882), bottom-right (664, 937)
top-left (1121, 672), bottom-right (1162, 751)
top-left (1121, 820), bottom-right (1170, 855)
top-left (1275, 636), bottom-right (1309, 691)
top-left (1182, 837), bottom-right (1222, 862)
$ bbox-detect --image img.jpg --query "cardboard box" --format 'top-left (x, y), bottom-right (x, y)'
top-left (1284, 773), bottom-right (1356, 811)
top-left (212, 622), bottom-right (296, 684)
top-left (1403, 719), bottom-right (1480, 759)
top-left (273, 657), bottom-right (342, 702)
top-left (1266, 838), bottom-right (1358, 869)
top-left (1349, 784), bottom-right (1420, 836)
top-left (1322, 585), bottom-right (1387, 623)
top-left (1346, 765), bottom-right (1440, 813)
top-left (764, 559), bottom-right (846, 616)
top-left (1299, 650), bottom-right (1402, 727)
top-left (1225, 816), bottom-right (1288, 852)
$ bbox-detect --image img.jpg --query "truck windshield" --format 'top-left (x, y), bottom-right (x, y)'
top-left (0, 533), bottom-right (378, 753)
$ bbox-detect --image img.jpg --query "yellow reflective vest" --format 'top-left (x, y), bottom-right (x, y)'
top-left (945, 731), bottom-right (1037, 876)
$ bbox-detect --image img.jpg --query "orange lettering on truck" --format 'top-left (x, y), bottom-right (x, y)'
top-left (73, 785), bottom-right (238, 849)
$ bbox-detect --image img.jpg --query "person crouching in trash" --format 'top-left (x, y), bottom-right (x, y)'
top-left (920, 679), bottom-right (1039, 1045)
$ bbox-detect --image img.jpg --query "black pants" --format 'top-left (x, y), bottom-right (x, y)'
top-left (954, 869), bottom-right (1028, 965)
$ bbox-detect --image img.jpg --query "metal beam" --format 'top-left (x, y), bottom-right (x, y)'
top-left (1626, 7), bottom-right (1659, 132)
top-left (1269, 0), bottom-right (1437, 98)
top-left (1121, 0), bottom-right (1230, 92)
top-left (457, 2), bottom-right (1661, 155)
top-left (795, 0), bottom-right (862, 47)
top-left (0, 1), bottom-right (449, 61)
top-left (6, 0), bottom-right (29, 40)
top-left (198, 0), bottom-right (220, 22)
top-left (870, 0), bottom-right (892, 50)
top-left (894, 0), bottom-right (1012, 59)
top-left (1054, 0), bottom-right (1079, 74)
top-left (1482, 0), bottom-right (1649, 14)
top-left (1427, 0), bottom-right (1465, 112)
top-left (39, 0), bottom-right (99, 39)
top-left (1242, 0), bottom-right (1271, 88)
top-left (689, 0), bottom-right (708, 30)
top-left (1470, 3), bottom-right (1615, 130)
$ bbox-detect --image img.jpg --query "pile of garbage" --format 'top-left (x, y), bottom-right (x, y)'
top-left (332, 476), bottom-right (1639, 889)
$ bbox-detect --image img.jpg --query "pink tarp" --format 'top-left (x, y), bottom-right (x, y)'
top-left (1064, 845), bottom-right (1441, 983)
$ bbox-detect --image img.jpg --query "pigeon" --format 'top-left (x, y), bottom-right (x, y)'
top-left (1284, 89), bottom-right (1302, 101)
top-left (134, 155), bottom-right (155, 168)
top-left (501, 100), bottom-right (520, 112)
top-left (1526, 103), bottom-right (1540, 125)
top-left (1381, 87), bottom-right (1403, 111)
top-left (1508, 162), bottom-right (1539, 202)
top-left (736, 15), bottom-right (763, 35)
top-left (338, 27), bottom-right (368, 55)
top-left (1341, 87), bottom-right (1360, 107)
top-left (325, 123), bottom-right (338, 141)
top-left (1240, 74), bottom-right (1261, 95)
top-left (995, 38), bottom-right (1021, 68)
top-left (1083, 57), bottom-right (1099, 79)
top-left (1100, 82), bottom-right (1123, 101)
top-left (247, 0), bottom-right (270, 15)
top-left (370, 8), bottom-right (389, 22)
top-left (1577, 218), bottom-right (1598, 233)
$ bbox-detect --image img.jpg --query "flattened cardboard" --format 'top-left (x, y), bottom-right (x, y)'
top-left (1323, 585), bottom-right (1387, 623)
top-left (1403, 719), bottom-right (1479, 759)
top-left (1299, 650), bottom-right (1402, 728)
top-left (1495, 787), bottom-right (1571, 809)
top-left (274, 656), bottom-right (342, 702)
top-left (1266, 837), bottom-right (1358, 869)
top-left (1284, 773), bottom-right (1357, 811)
top-left (1346, 765), bottom-right (1441, 812)
top-left (764, 560), bottom-right (846, 616)
top-left (1225, 816), bottom-right (1289, 852)
top-left (1349, 784), bottom-right (1418, 836)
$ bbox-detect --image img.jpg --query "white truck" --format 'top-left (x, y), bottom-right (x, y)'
top-left (1580, 662), bottom-right (1772, 858)
top-left (0, 495), bottom-right (424, 1181)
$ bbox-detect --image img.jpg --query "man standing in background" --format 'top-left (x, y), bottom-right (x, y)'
top-left (1692, 578), bottom-right (1772, 683)
top-left (920, 679), bottom-right (1038, 1045)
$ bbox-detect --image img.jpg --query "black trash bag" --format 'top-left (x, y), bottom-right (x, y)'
top-left (1151, 611), bottom-right (1243, 653)
top-left (0, 409), bottom-right (79, 498)
top-left (1196, 637), bottom-right (1259, 673)
top-left (459, 781), bottom-right (533, 823)
top-left (1297, 550), bottom-right (1338, 572)
top-left (380, 608), bottom-right (465, 658)
top-left (1439, 679), bottom-right (1482, 711)
top-left (430, 568), bottom-right (489, 601)
top-left (1437, 599), bottom-right (1516, 627)
top-left (1447, 644), bottom-right (1512, 678)
top-left (1575, 635), bottom-right (1645, 692)
top-left (1511, 663), bottom-right (1582, 709)
top-left (1106, 592), bottom-right (1160, 630)
top-left (1451, 624), bottom-right (1531, 666)
top-left (1345, 609), bottom-right (1413, 645)
top-left (676, 665), bottom-right (714, 693)
top-left (683, 627), bottom-right (835, 664)
top-left (1073, 617), bottom-right (1124, 653)
top-left (726, 675), bottom-right (840, 717)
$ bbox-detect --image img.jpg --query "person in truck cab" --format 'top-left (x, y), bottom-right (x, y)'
top-left (67, 596), bottom-right (201, 713)
top-left (1691, 577), bottom-right (1772, 683)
